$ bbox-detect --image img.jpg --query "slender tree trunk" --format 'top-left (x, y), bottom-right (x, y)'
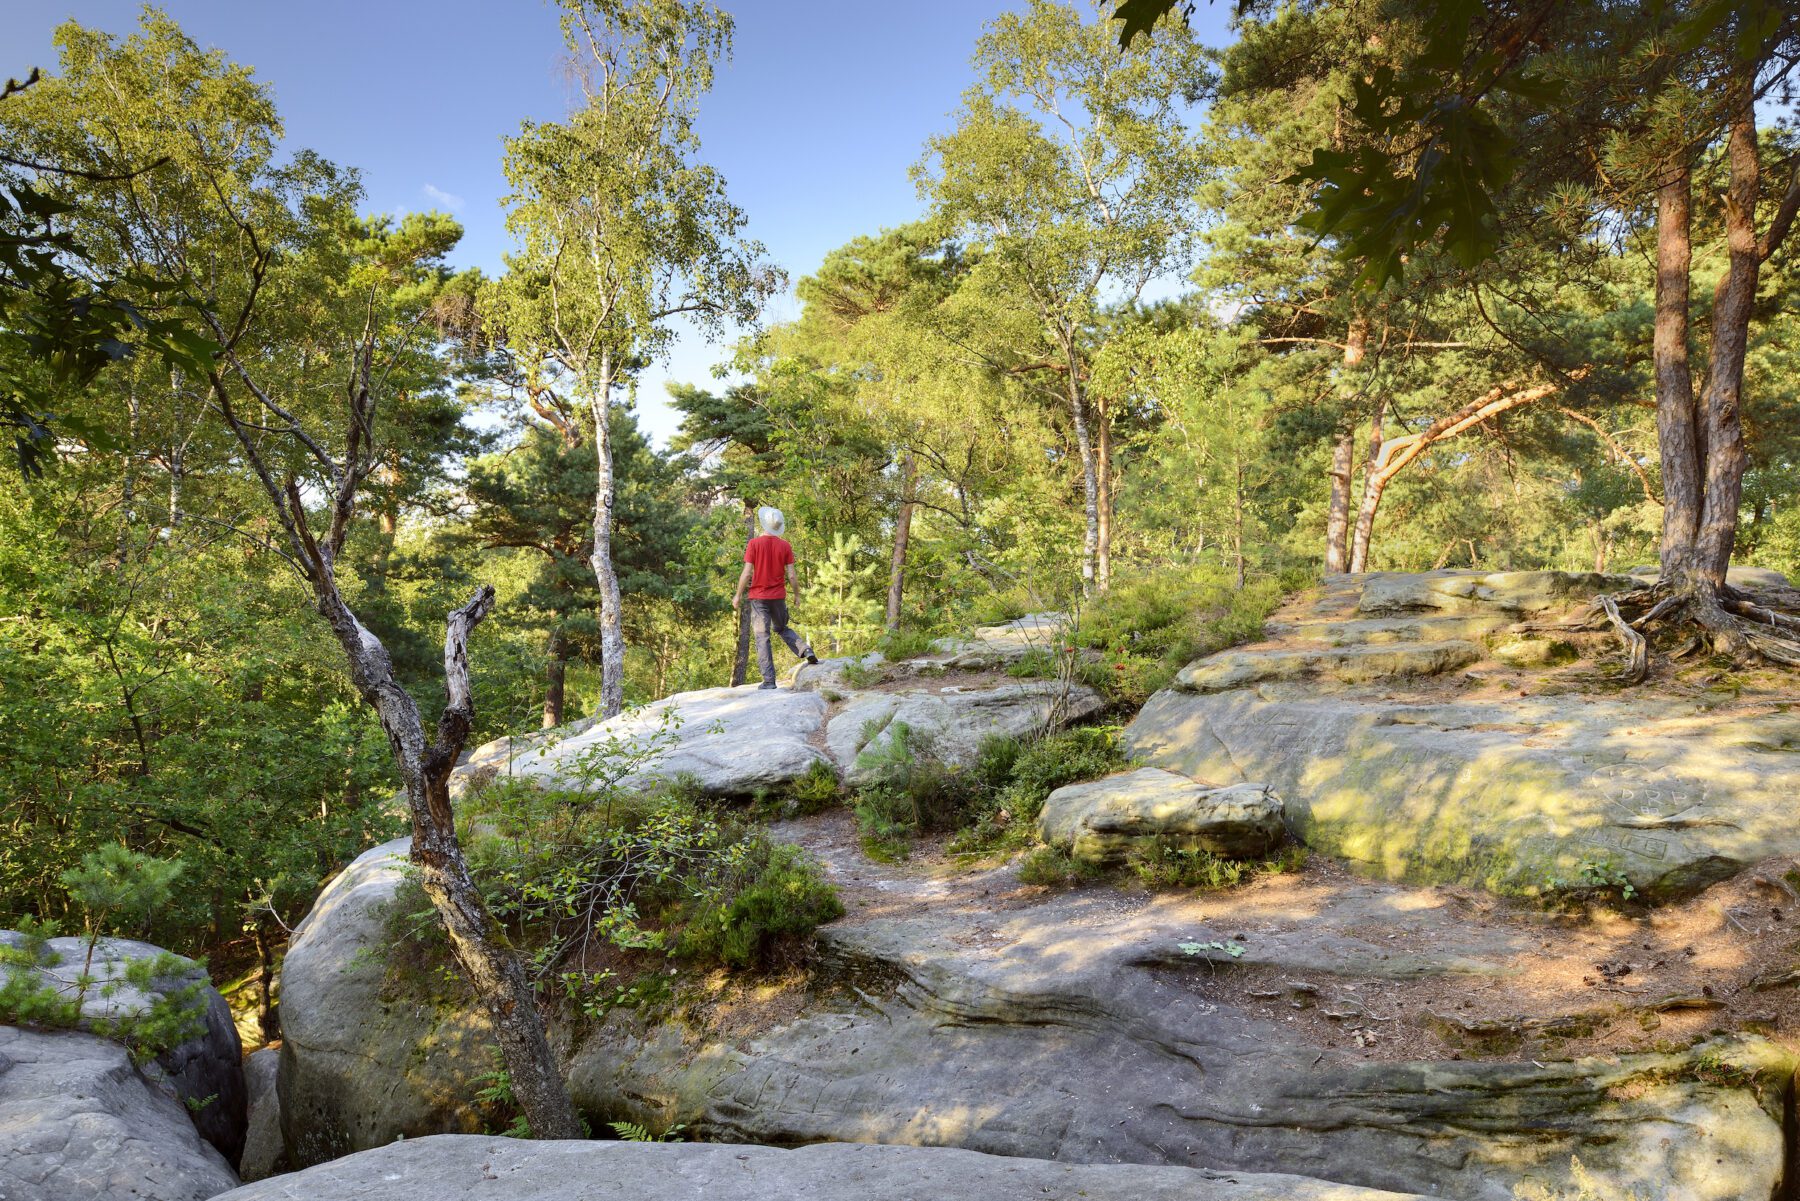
top-left (886, 452), bottom-right (916, 633)
top-left (589, 353), bottom-right (626, 719)
top-left (1348, 394), bottom-right (1387, 572)
top-left (542, 625), bottom-right (567, 729)
top-left (1694, 95), bottom-right (1759, 584)
top-left (732, 502), bottom-right (754, 686)
top-left (1096, 399), bottom-right (1114, 594)
top-left (1063, 337), bottom-right (1100, 597)
top-left (1233, 453), bottom-right (1246, 590)
top-left (119, 385), bottom-right (140, 559)
top-left (1653, 158), bottom-right (1704, 583)
top-left (1324, 318), bottom-right (1367, 573)
top-left (166, 447), bottom-right (183, 532)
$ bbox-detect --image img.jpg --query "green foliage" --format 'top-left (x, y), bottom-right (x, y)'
top-left (802, 531), bottom-right (884, 655)
top-left (472, 1059), bottom-right (534, 1139)
top-left (784, 759), bottom-right (843, 815)
top-left (610, 1119), bottom-right (686, 1142)
top-left (1131, 844), bottom-right (1307, 891)
top-left (1017, 846), bottom-right (1104, 888)
top-left (1178, 939), bottom-right (1246, 960)
top-left (1544, 857), bottom-right (1638, 905)
top-left (674, 842), bottom-right (844, 971)
top-left (57, 845), bottom-right (184, 932)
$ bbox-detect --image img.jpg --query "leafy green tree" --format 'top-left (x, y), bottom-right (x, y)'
top-left (487, 0), bottom-right (778, 718)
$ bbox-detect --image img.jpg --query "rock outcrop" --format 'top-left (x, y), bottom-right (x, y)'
top-left (239, 1047), bottom-right (285, 1183)
top-left (1037, 768), bottom-right (1284, 864)
top-left (213, 1135), bottom-right (1444, 1201)
top-left (274, 815), bottom-right (1790, 1201)
top-left (0, 930), bottom-right (246, 1163)
top-left (830, 682), bottom-right (1106, 784)
top-left (0, 1024), bottom-right (240, 1201)
top-left (1125, 570), bottom-right (1800, 898)
top-left (457, 687), bottom-right (832, 799)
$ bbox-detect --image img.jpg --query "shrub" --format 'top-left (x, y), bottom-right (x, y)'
top-left (1017, 846), bottom-right (1103, 888)
top-left (876, 627), bottom-right (937, 662)
top-left (1127, 844), bottom-right (1307, 890)
top-left (786, 760), bottom-right (843, 815)
top-left (675, 841), bottom-right (844, 970)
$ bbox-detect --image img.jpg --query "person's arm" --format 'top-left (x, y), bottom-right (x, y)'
top-left (785, 562), bottom-right (797, 592)
top-left (733, 562), bottom-right (753, 612)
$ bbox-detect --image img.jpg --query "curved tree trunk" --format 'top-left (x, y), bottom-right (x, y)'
top-left (1653, 158), bottom-right (1703, 584)
top-left (1096, 399), bottom-right (1114, 594)
top-left (542, 625), bottom-right (567, 729)
top-left (1347, 396), bottom-right (1386, 572)
top-left (1324, 318), bottom-right (1367, 573)
top-left (1066, 364), bottom-right (1101, 598)
top-left (589, 353), bottom-right (626, 719)
top-left (886, 452), bottom-right (916, 633)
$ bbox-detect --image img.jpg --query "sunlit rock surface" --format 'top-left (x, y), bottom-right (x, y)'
top-left (1037, 768), bottom-right (1283, 863)
top-left (1127, 570), bottom-right (1800, 898)
top-left (214, 1136), bottom-right (1446, 1201)
top-left (829, 681), bottom-right (1106, 784)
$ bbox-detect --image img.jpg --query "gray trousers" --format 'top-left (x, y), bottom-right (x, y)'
top-left (749, 598), bottom-right (810, 685)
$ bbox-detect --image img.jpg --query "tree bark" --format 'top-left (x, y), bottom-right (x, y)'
top-left (1324, 318), bottom-right (1367, 573)
top-left (1096, 397), bottom-right (1114, 594)
top-left (1062, 334), bottom-right (1100, 597)
top-left (1694, 94), bottom-right (1759, 583)
top-left (542, 625), bottom-right (567, 729)
top-left (886, 452), bottom-right (916, 633)
top-left (1347, 395), bottom-right (1387, 572)
top-left (589, 352), bottom-right (626, 719)
top-left (732, 502), bottom-right (754, 686)
top-left (1652, 157), bottom-right (1703, 582)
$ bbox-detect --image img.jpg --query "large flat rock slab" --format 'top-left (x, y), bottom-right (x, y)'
top-left (1125, 686), bottom-right (1800, 898)
top-left (1357, 570), bottom-right (1636, 616)
top-left (457, 686), bottom-right (831, 799)
top-left (828, 681), bottom-right (1106, 782)
top-left (1174, 641), bottom-right (1481, 693)
top-left (913, 612), bottom-right (1069, 671)
top-left (214, 1136), bottom-right (1444, 1201)
top-left (0, 1025), bottom-right (240, 1201)
top-left (1038, 767), bottom-right (1283, 863)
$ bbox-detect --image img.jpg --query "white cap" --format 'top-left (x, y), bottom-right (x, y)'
top-left (757, 506), bottom-right (785, 535)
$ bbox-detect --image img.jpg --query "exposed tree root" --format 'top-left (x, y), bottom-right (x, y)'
top-left (1588, 580), bottom-right (1800, 680)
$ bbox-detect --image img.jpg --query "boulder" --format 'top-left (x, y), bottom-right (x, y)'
top-left (1358, 570), bottom-right (1636, 616)
top-left (1124, 685), bottom-right (1800, 899)
top-left (792, 651), bottom-right (887, 694)
top-left (0, 1024), bottom-right (239, 1201)
top-left (828, 681), bottom-right (1107, 783)
top-left (456, 686), bottom-right (832, 800)
top-left (1173, 641), bottom-right (1482, 693)
top-left (1037, 768), bottom-right (1284, 864)
top-left (275, 815), bottom-right (1790, 1200)
top-left (1268, 614), bottom-right (1517, 646)
top-left (212, 1135), bottom-right (1445, 1201)
top-left (0, 930), bottom-right (246, 1164)
top-left (276, 837), bottom-right (492, 1167)
top-left (1628, 564), bottom-right (1792, 590)
top-left (911, 612), bottom-right (1069, 672)
top-left (239, 1047), bottom-right (285, 1182)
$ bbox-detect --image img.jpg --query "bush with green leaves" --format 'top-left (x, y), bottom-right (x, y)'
top-left (1128, 844), bottom-right (1307, 891)
top-left (1071, 565), bottom-right (1311, 704)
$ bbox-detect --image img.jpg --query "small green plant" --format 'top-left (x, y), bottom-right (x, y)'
top-left (840, 658), bottom-right (883, 689)
top-left (1129, 844), bottom-right (1307, 890)
top-left (675, 841), bottom-right (844, 971)
top-left (1017, 846), bottom-right (1104, 888)
top-left (1006, 648), bottom-right (1058, 679)
top-left (1544, 856), bottom-right (1637, 903)
top-left (785, 759), bottom-right (843, 815)
top-left (472, 1059), bottom-right (532, 1138)
top-left (876, 627), bottom-right (936, 662)
top-left (1178, 939), bottom-right (1247, 959)
top-left (609, 1119), bottom-right (686, 1142)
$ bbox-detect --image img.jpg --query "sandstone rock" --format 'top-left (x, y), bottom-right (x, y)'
top-left (276, 837), bottom-right (492, 1167)
top-left (213, 1135), bottom-right (1445, 1201)
top-left (1628, 564), bottom-right (1792, 590)
top-left (1125, 687), bottom-right (1800, 898)
top-left (456, 686), bottom-right (832, 800)
top-left (1490, 636), bottom-right (1578, 668)
top-left (1173, 641), bottom-right (1481, 693)
top-left (239, 1047), bottom-right (285, 1182)
top-left (0, 930), bottom-right (246, 1164)
top-left (1037, 768), bottom-right (1283, 864)
top-left (276, 820), bottom-right (1790, 1201)
top-left (0, 1024), bottom-right (240, 1201)
top-left (793, 651), bottom-right (887, 694)
top-left (828, 681), bottom-right (1106, 783)
top-left (1268, 614), bottom-right (1517, 646)
top-left (1358, 570), bottom-right (1634, 616)
top-left (911, 612), bottom-right (1069, 671)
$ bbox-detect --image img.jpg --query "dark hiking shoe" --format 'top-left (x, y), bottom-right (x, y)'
top-left (805, 651), bottom-right (820, 665)
top-left (758, 682), bottom-right (778, 690)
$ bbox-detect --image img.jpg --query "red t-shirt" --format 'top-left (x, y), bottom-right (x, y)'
top-left (744, 535), bottom-right (795, 600)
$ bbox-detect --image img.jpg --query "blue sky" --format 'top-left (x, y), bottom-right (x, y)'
top-left (8, 0), bottom-right (1235, 443)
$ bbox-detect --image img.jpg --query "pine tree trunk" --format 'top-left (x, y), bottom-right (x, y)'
top-left (589, 354), bottom-right (626, 719)
top-left (886, 452), bottom-right (916, 633)
top-left (1348, 395), bottom-right (1387, 572)
top-left (1694, 95), bottom-right (1758, 584)
top-left (1653, 158), bottom-right (1704, 582)
top-left (542, 626), bottom-right (567, 729)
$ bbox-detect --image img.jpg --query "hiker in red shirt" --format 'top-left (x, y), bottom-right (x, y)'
top-left (732, 506), bottom-right (818, 689)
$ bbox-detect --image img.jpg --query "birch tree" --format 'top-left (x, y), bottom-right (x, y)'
top-left (488, 0), bottom-right (777, 718)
